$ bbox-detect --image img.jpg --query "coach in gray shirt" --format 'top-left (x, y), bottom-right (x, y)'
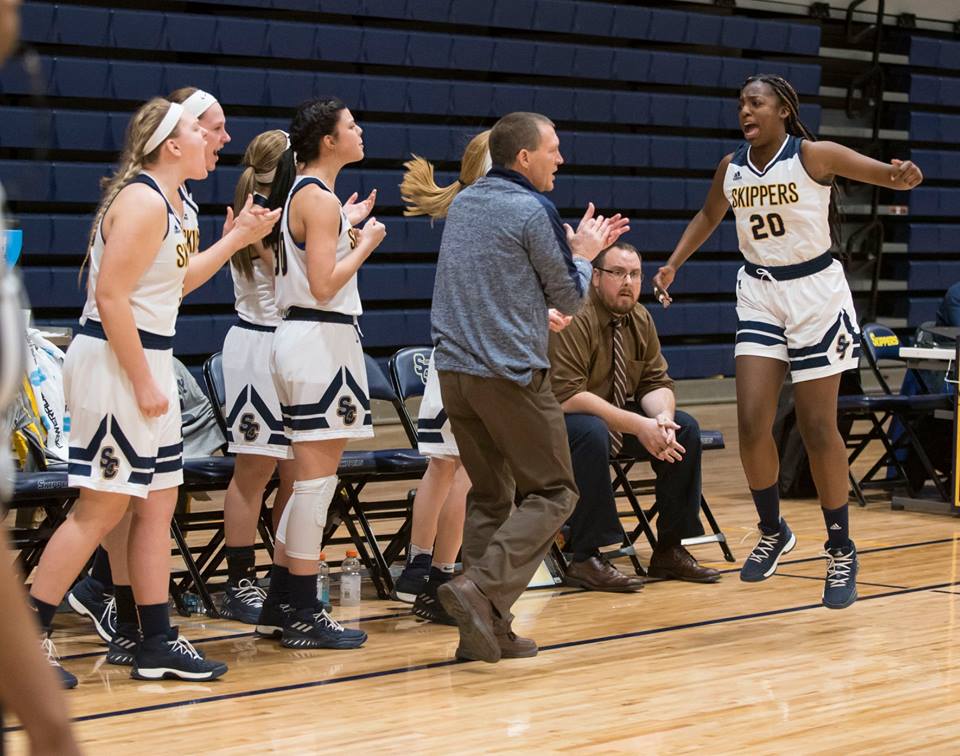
top-left (433, 112), bottom-right (628, 664)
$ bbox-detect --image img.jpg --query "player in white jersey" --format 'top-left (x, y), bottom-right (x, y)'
top-left (213, 130), bottom-right (297, 624)
top-left (655, 75), bottom-right (923, 609)
top-left (169, 87), bottom-right (232, 257)
top-left (27, 98), bottom-right (279, 687)
top-left (389, 131), bottom-right (490, 623)
top-left (254, 98), bottom-right (384, 650)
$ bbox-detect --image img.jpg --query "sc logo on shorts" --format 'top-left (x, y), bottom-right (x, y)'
top-left (337, 396), bottom-right (358, 425)
top-left (99, 446), bottom-right (120, 480)
top-left (239, 413), bottom-right (260, 442)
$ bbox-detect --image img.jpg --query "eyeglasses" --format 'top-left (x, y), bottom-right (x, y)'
top-left (596, 267), bottom-right (642, 283)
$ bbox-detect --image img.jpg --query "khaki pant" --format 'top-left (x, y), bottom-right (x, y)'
top-left (438, 369), bottom-right (578, 621)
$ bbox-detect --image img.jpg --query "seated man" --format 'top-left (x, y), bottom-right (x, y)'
top-left (548, 242), bottom-right (720, 591)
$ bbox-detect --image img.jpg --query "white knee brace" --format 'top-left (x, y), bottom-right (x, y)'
top-left (274, 475), bottom-right (338, 561)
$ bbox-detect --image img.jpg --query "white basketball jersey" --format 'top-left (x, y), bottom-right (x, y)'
top-left (179, 184), bottom-right (200, 257)
top-left (232, 192), bottom-right (281, 327)
top-left (81, 172), bottom-right (189, 336)
top-left (723, 135), bottom-right (832, 267)
top-left (274, 176), bottom-right (362, 317)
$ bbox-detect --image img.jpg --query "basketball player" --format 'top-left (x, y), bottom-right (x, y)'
top-left (256, 98), bottom-right (383, 649)
top-left (654, 75), bottom-right (923, 609)
top-left (29, 98), bottom-right (279, 686)
top-left (392, 131), bottom-right (491, 624)
top-left (68, 86), bottom-right (236, 649)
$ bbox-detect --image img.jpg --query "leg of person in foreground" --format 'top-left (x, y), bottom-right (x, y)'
top-left (0, 533), bottom-right (80, 755)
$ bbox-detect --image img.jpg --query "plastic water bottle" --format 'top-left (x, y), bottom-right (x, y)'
top-left (340, 550), bottom-right (362, 607)
top-left (316, 552), bottom-right (330, 608)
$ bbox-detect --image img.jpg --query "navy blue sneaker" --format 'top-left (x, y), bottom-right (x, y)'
top-left (67, 576), bottom-right (115, 643)
top-left (412, 574), bottom-right (456, 626)
top-left (393, 553), bottom-right (432, 603)
top-left (42, 635), bottom-right (77, 689)
top-left (822, 540), bottom-right (858, 609)
top-left (132, 628), bottom-right (227, 681)
top-left (219, 579), bottom-right (267, 624)
top-left (740, 518), bottom-right (797, 582)
top-left (281, 608), bottom-right (367, 650)
top-left (106, 623), bottom-right (140, 666)
top-left (255, 599), bottom-right (293, 639)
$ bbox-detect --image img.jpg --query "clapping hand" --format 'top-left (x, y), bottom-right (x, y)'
top-left (889, 159), bottom-right (922, 190)
top-left (344, 189), bottom-right (377, 226)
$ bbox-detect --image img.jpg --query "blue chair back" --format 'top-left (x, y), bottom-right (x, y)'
top-left (363, 353), bottom-right (399, 403)
top-left (389, 346), bottom-right (432, 402)
top-left (861, 323), bottom-right (901, 394)
top-left (202, 352), bottom-right (228, 438)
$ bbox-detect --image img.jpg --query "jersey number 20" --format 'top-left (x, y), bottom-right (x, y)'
top-left (750, 213), bottom-right (786, 240)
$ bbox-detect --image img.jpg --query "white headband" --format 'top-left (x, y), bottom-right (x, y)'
top-left (144, 102), bottom-right (184, 154)
top-left (253, 133), bottom-right (293, 185)
top-left (182, 89), bottom-right (217, 118)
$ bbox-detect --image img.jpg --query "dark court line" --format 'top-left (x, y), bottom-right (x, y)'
top-left (6, 575), bottom-right (956, 734)
top-left (776, 572), bottom-right (908, 590)
top-left (59, 610), bottom-right (414, 662)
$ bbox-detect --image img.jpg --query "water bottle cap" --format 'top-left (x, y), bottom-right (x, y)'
top-left (318, 552), bottom-right (326, 560)
top-left (346, 549), bottom-right (358, 558)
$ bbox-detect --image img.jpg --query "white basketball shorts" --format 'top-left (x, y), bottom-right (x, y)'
top-left (734, 257), bottom-right (861, 383)
top-left (271, 318), bottom-right (374, 443)
top-left (222, 321), bottom-right (293, 459)
top-left (65, 330), bottom-right (182, 497)
top-left (417, 350), bottom-right (459, 459)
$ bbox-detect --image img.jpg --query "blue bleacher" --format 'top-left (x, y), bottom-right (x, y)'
top-left (909, 188), bottom-right (960, 217)
top-left (909, 224), bottom-right (958, 254)
top-left (910, 149), bottom-right (960, 182)
top-left (911, 112), bottom-right (960, 143)
top-left (911, 36), bottom-right (960, 71)
top-left (909, 74), bottom-right (960, 107)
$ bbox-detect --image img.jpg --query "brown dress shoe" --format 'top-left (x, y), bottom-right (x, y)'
top-left (437, 576), bottom-right (501, 663)
top-left (563, 555), bottom-right (645, 593)
top-left (648, 545), bottom-right (721, 583)
top-left (458, 620), bottom-right (538, 660)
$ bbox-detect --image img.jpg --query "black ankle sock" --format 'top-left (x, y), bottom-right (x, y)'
top-left (822, 504), bottom-right (851, 551)
top-left (750, 483), bottom-right (781, 535)
top-left (224, 545), bottom-right (257, 584)
top-left (31, 596), bottom-right (58, 632)
top-left (288, 573), bottom-right (317, 612)
top-left (267, 565), bottom-right (290, 603)
top-left (114, 585), bottom-right (138, 627)
top-left (572, 550), bottom-right (598, 563)
top-left (90, 546), bottom-right (114, 588)
top-left (137, 603), bottom-right (170, 639)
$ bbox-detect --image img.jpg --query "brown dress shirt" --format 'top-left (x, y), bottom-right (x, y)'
top-left (549, 287), bottom-right (674, 406)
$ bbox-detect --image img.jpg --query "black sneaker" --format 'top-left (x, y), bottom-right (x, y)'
top-left (106, 622), bottom-right (140, 666)
top-left (256, 600), bottom-right (294, 639)
top-left (131, 628), bottom-right (227, 681)
top-left (822, 540), bottom-right (859, 610)
top-left (281, 607), bottom-right (367, 650)
top-left (393, 553), bottom-right (431, 603)
top-left (412, 586), bottom-right (456, 626)
top-left (220, 579), bottom-right (267, 625)
top-left (42, 635), bottom-right (77, 689)
top-left (739, 518), bottom-right (796, 583)
top-left (67, 576), bottom-right (116, 643)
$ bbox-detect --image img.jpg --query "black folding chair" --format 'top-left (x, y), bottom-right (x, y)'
top-left (328, 353), bottom-right (429, 598)
top-left (612, 429), bottom-right (736, 564)
top-left (839, 323), bottom-right (952, 506)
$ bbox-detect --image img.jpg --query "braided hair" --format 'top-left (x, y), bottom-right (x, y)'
top-left (743, 74), bottom-right (842, 249)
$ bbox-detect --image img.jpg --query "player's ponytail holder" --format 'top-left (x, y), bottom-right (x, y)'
top-left (144, 102), bottom-right (184, 155)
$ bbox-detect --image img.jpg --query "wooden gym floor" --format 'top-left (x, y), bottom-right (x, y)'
top-left (5, 402), bottom-right (960, 753)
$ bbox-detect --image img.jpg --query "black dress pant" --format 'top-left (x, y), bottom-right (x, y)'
top-left (564, 409), bottom-right (705, 554)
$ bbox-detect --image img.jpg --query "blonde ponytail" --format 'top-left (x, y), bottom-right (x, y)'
top-left (231, 129), bottom-right (289, 280)
top-left (401, 130), bottom-right (491, 220)
top-left (80, 98), bottom-right (179, 283)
